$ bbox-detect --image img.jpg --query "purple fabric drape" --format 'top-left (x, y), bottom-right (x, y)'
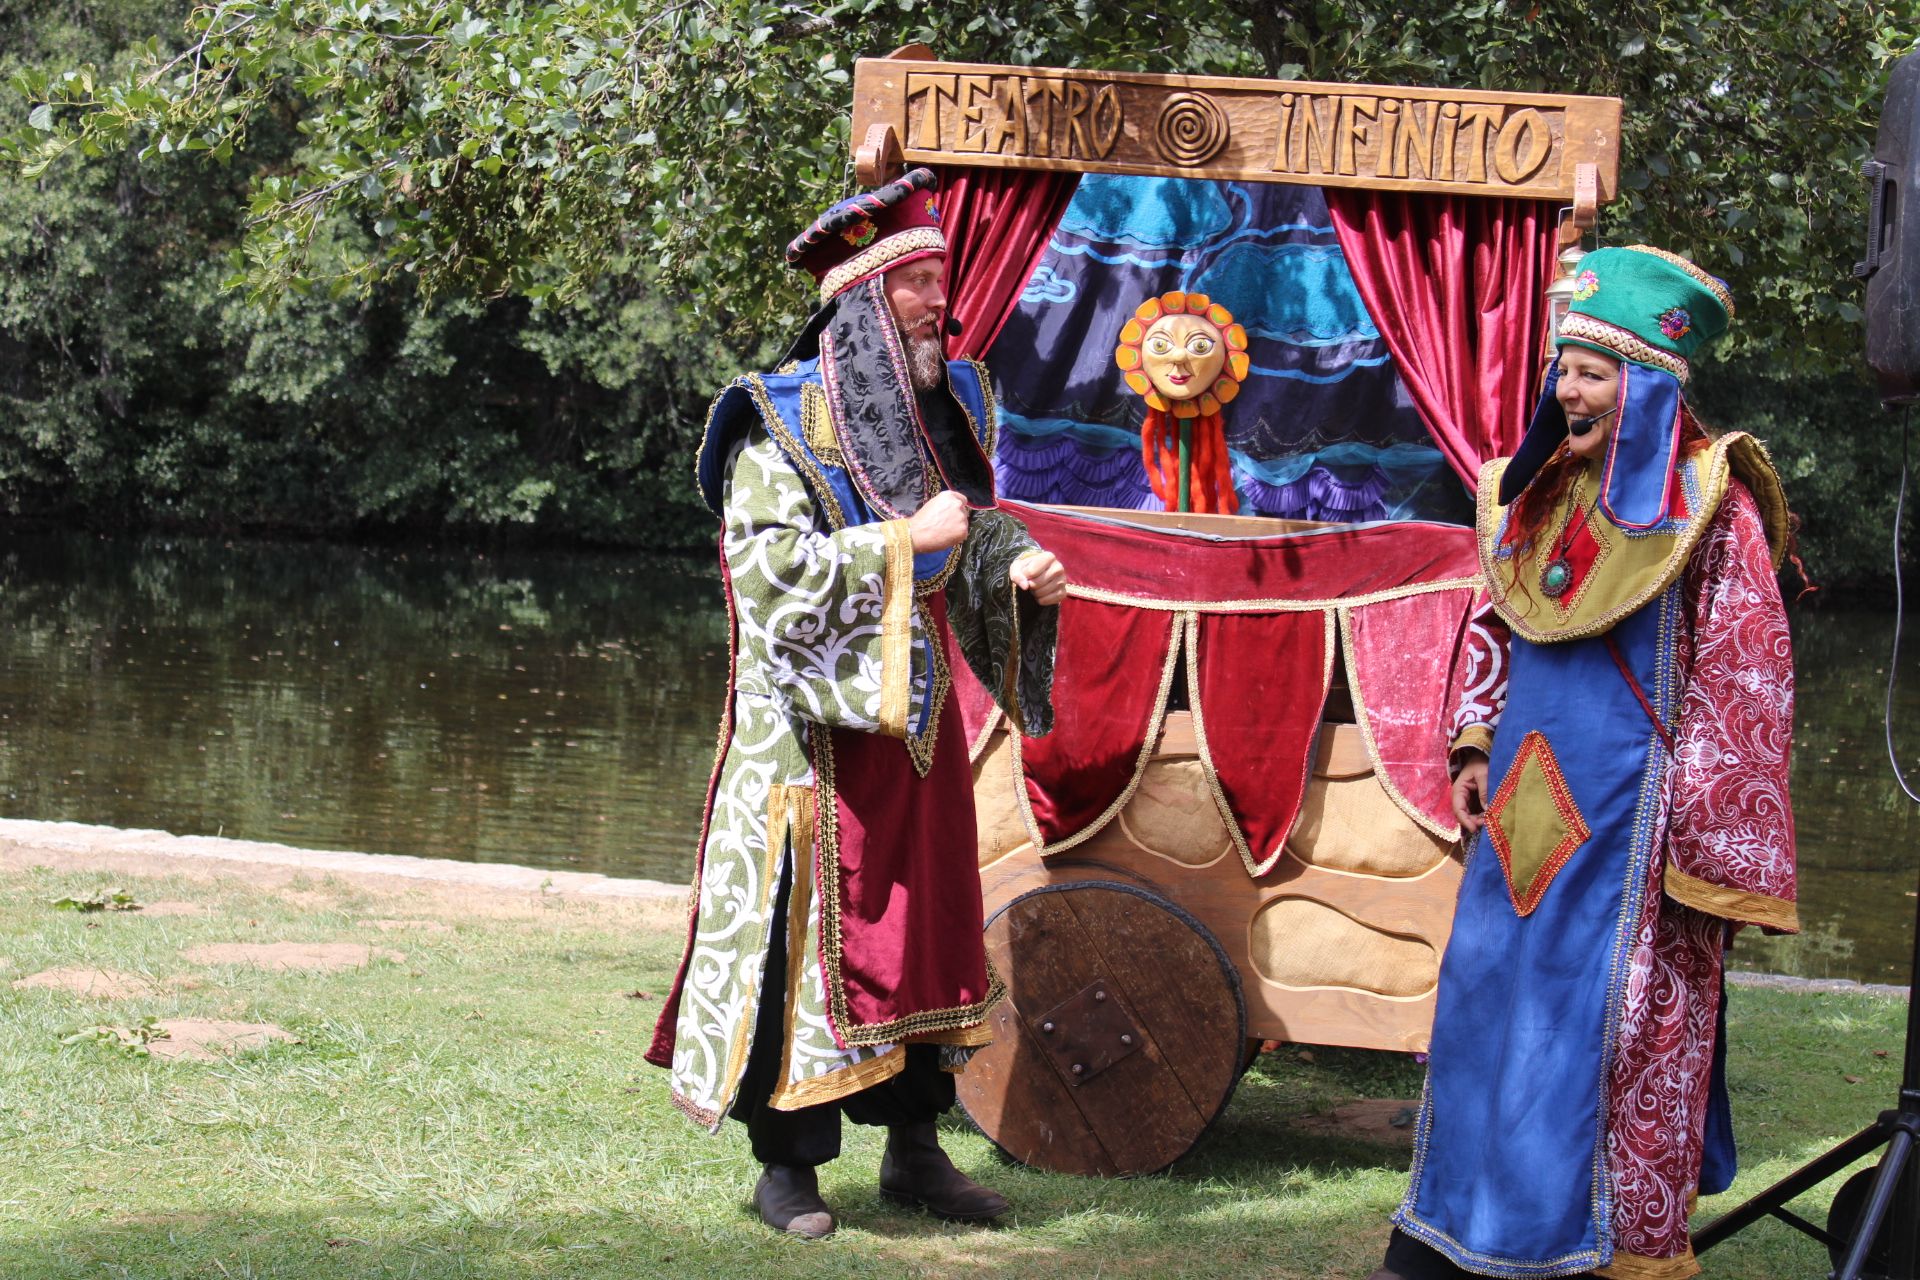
top-left (935, 167), bottom-right (1080, 361)
top-left (1327, 192), bottom-right (1559, 485)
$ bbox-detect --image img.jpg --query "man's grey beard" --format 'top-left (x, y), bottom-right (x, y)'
top-left (901, 321), bottom-right (946, 390)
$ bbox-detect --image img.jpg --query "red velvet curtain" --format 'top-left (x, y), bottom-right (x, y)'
top-left (1016, 600), bottom-right (1178, 848)
top-left (1192, 611), bottom-right (1330, 874)
top-left (935, 167), bottom-right (1080, 360)
top-left (1327, 192), bottom-right (1559, 486)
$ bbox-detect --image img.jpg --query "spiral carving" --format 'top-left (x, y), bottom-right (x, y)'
top-left (1154, 93), bottom-right (1230, 167)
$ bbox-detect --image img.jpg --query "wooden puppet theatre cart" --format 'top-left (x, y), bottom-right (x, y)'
top-left (847, 48), bottom-right (1622, 1176)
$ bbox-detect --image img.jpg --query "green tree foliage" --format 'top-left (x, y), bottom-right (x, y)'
top-left (0, 0), bottom-right (724, 544)
top-left (3, 2), bottom-right (1918, 575)
top-left (1690, 360), bottom-right (1902, 587)
top-left (7, 2), bottom-right (1243, 330)
top-left (11, 1), bottom-right (1912, 360)
top-left (1223, 1), bottom-right (1916, 371)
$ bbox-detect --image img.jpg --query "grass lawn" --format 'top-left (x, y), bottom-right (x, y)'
top-left (0, 852), bottom-right (1904, 1279)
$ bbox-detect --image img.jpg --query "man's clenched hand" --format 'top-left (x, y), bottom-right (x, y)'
top-left (908, 490), bottom-right (971, 553)
top-left (1010, 550), bottom-right (1068, 606)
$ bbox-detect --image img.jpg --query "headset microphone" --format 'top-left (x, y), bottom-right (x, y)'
top-left (945, 316), bottom-right (964, 337)
top-left (1567, 406), bottom-right (1619, 437)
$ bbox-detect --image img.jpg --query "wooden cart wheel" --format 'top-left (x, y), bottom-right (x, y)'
top-left (956, 880), bottom-right (1247, 1176)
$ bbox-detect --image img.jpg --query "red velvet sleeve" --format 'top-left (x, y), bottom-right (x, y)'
top-left (1663, 481), bottom-right (1799, 932)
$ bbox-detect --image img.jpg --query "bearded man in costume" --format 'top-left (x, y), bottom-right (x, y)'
top-left (1371, 246), bottom-right (1797, 1280)
top-left (646, 168), bottom-right (1065, 1240)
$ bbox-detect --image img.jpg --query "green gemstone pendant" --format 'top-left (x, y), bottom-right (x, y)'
top-left (1540, 558), bottom-right (1573, 598)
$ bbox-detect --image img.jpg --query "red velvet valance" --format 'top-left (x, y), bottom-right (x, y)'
top-left (1011, 601), bottom-right (1177, 850)
top-left (1191, 610), bottom-right (1333, 874)
top-left (958, 505), bottom-right (1481, 870)
top-left (1003, 506), bottom-right (1479, 608)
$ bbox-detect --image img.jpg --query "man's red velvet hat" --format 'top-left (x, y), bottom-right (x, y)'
top-left (785, 167), bottom-right (946, 303)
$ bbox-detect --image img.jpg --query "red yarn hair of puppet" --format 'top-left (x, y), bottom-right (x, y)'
top-left (1142, 407), bottom-right (1238, 514)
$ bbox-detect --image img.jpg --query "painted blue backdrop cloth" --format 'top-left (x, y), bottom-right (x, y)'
top-left (986, 175), bottom-right (1470, 523)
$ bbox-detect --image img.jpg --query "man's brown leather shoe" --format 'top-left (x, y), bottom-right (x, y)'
top-left (753, 1164), bottom-right (835, 1239)
top-left (878, 1122), bottom-right (1009, 1222)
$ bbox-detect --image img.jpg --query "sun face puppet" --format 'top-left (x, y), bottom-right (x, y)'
top-left (1115, 292), bottom-right (1250, 514)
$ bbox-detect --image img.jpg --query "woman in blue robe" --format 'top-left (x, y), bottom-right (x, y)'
top-left (1371, 246), bottom-right (1798, 1280)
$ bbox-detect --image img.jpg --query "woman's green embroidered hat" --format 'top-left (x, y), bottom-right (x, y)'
top-left (1555, 244), bottom-right (1734, 384)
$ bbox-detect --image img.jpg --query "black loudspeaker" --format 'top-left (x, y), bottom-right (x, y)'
top-left (1863, 52), bottom-right (1920, 406)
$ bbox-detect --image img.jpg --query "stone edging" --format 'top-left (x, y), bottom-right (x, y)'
top-left (0, 820), bottom-right (1910, 998)
top-left (0, 819), bottom-right (685, 903)
top-left (1727, 970), bottom-right (1908, 999)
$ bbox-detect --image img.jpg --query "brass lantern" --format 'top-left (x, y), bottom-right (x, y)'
top-left (1542, 240), bottom-right (1588, 361)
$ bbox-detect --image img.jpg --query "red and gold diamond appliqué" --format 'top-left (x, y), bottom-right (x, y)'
top-left (1549, 504), bottom-right (1614, 615)
top-left (1483, 730), bottom-right (1591, 917)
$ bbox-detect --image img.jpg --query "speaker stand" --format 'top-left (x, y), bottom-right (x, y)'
top-left (1694, 878), bottom-right (1920, 1279)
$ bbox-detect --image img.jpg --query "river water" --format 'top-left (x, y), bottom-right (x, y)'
top-left (0, 530), bottom-right (1913, 984)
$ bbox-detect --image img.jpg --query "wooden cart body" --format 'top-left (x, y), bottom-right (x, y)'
top-left (950, 505), bottom-right (1473, 1174)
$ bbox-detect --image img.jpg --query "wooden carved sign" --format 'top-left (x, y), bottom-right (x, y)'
top-left (852, 56), bottom-right (1620, 204)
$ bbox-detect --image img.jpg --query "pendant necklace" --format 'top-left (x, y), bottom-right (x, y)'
top-left (1539, 472), bottom-right (1594, 600)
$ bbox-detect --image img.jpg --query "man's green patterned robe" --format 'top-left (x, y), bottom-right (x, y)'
top-left (648, 353), bottom-right (1056, 1126)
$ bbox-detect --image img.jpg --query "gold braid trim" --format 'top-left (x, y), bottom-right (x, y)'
top-left (667, 1089), bottom-right (721, 1128)
top-left (954, 357), bottom-right (1000, 461)
top-left (911, 1019), bottom-right (995, 1047)
top-left (1593, 1246), bottom-right (1702, 1280)
top-left (877, 519), bottom-right (916, 740)
top-left (966, 702), bottom-right (1004, 763)
top-left (1342, 605), bottom-right (1461, 840)
top-left (999, 563), bottom-right (1037, 738)
top-left (799, 381), bottom-right (844, 467)
top-left (692, 383), bottom-right (736, 493)
top-left (768, 1046), bottom-right (907, 1110)
top-left (1394, 1212), bottom-right (1604, 1277)
top-left (1011, 611), bottom-right (1184, 855)
top-left (1063, 576), bottom-right (1482, 614)
top-left (1558, 313), bottom-right (1691, 383)
top-left (1451, 724), bottom-right (1496, 759)
top-left (904, 591), bottom-right (952, 777)
top-left (1664, 865), bottom-right (1800, 933)
top-left (820, 227), bottom-right (948, 300)
top-left (743, 374), bottom-right (849, 531)
top-left (770, 786), bottom-right (817, 1107)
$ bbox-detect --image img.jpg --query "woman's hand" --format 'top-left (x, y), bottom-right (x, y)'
top-left (1452, 753), bottom-right (1490, 834)
top-left (908, 491), bottom-right (971, 553)
top-left (1010, 550), bottom-right (1068, 606)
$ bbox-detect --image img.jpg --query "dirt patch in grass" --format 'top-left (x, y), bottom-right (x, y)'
top-left (140, 900), bottom-right (209, 917)
top-left (12, 967), bottom-right (160, 999)
top-left (358, 918), bottom-right (453, 934)
top-left (181, 942), bottom-right (404, 972)
top-left (148, 1019), bottom-right (297, 1062)
top-left (279, 887), bottom-right (346, 912)
top-left (1290, 1098), bottom-right (1420, 1149)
